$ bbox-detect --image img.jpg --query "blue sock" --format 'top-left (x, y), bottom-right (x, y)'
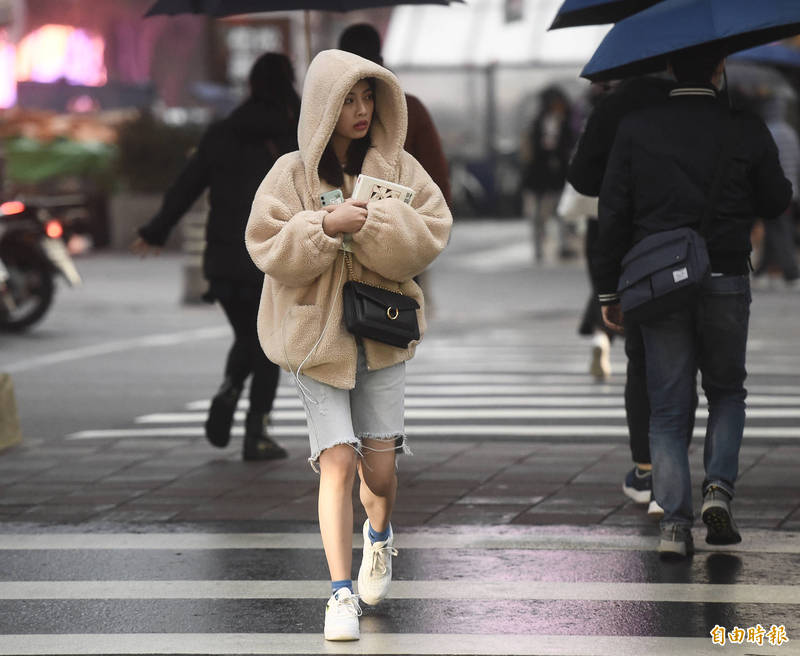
top-left (368, 522), bottom-right (391, 544)
top-left (331, 579), bottom-right (352, 595)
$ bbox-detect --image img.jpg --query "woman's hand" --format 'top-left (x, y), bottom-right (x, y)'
top-left (322, 199), bottom-right (367, 236)
top-left (130, 237), bottom-right (161, 258)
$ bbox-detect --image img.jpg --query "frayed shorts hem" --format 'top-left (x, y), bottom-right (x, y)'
top-left (308, 434), bottom-right (411, 473)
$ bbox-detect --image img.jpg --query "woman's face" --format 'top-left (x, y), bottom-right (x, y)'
top-left (334, 79), bottom-right (374, 142)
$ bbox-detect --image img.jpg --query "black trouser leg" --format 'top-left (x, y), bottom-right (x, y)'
top-left (624, 318), bottom-right (651, 464)
top-left (217, 294), bottom-right (280, 416)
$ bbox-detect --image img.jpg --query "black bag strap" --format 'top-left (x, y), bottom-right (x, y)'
top-left (699, 114), bottom-right (737, 238)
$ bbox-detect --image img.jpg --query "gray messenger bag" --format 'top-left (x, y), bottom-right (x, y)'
top-left (616, 118), bottom-right (735, 323)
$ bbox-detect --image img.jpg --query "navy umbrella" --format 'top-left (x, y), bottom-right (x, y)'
top-left (582, 0), bottom-right (800, 81)
top-left (549, 0), bottom-right (664, 30)
top-left (730, 42), bottom-right (800, 70)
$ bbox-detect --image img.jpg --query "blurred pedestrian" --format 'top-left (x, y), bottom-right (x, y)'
top-left (522, 86), bottom-right (574, 262)
top-left (752, 95), bottom-right (800, 288)
top-left (131, 52), bottom-right (299, 461)
top-left (245, 50), bottom-right (451, 641)
top-left (569, 75), bottom-right (675, 516)
top-left (592, 50), bottom-right (792, 558)
top-left (338, 23), bottom-right (451, 314)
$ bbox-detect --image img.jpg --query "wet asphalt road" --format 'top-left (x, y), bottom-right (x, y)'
top-left (1, 220), bottom-right (799, 655)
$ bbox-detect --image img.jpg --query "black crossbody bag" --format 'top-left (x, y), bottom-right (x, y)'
top-left (617, 118), bottom-right (736, 323)
top-left (342, 251), bottom-right (420, 349)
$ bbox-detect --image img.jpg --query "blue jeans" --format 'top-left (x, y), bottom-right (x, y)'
top-left (640, 275), bottom-right (751, 528)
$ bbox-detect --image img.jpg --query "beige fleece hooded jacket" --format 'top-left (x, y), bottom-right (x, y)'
top-left (245, 50), bottom-right (452, 389)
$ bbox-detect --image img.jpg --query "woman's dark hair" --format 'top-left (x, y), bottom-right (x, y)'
top-left (318, 78), bottom-right (376, 187)
top-left (249, 52), bottom-right (301, 120)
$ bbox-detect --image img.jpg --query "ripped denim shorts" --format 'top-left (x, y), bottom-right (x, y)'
top-left (296, 343), bottom-right (410, 472)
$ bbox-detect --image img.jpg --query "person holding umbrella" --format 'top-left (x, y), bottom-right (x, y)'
top-left (592, 47), bottom-right (792, 558)
top-left (245, 49), bottom-right (451, 640)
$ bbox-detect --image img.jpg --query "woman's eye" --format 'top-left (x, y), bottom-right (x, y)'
top-left (344, 97), bottom-right (353, 104)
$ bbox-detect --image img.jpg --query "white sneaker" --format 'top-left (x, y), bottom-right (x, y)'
top-left (648, 498), bottom-right (665, 517)
top-left (324, 587), bottom-right (361, 641)
top-left (357, 520), bottom-right (397, 606)
top-left (590, 332), bottom-right (611, 382)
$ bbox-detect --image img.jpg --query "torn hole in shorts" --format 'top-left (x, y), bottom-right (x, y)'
top-left (358, 435), bottom-right (412, 473)
top-left (307, 439), bottom-right (362, 473)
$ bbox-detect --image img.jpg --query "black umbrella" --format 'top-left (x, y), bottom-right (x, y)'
top-left (145, 0), bottom-right (463, 64)
top-left (548, 0), bottom-right (664, 30)
top-left (145, 0), bottom-right (461, 18)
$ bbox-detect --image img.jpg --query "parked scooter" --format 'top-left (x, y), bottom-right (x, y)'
top-left (0, 199), bottom-right (82, 331)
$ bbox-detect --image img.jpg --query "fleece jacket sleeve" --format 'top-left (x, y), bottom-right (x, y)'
top-left (246, 159), bottom-right (343, 288)
top-left (350, 161), bottom-right (452, 282)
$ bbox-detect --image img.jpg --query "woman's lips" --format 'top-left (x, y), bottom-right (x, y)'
top-left (354, 121), bottom-right (369, 130)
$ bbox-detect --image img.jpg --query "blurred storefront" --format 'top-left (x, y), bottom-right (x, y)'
top-left (384, 0), bottom-right (610, 216)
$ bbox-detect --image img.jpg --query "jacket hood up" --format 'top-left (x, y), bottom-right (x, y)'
top-left (298, 49), bottom-right (408, 192)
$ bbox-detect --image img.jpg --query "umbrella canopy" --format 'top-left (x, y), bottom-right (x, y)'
top-left (145, 0), bottom-right (459, 17)
top-left (549, 0), bottom-right (663, 30)
top-left (581, 0), bottom-right (800, 81)
top-left (730, 42), bottom-right (800, 70)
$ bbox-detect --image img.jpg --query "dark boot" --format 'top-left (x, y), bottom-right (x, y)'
top-left (243, 412), bottom-right (288, 461)
top-left (205, 378), bottom-right (242, 448)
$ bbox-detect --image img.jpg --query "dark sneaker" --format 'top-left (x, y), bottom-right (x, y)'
top-left (623, 466), bottom-right (653, 504)
top-left (702, 486), bottom-right (741, 545)
top-left (243, 413), bottom-right (288, 461)
top-left (658, 524), bottom-right (694, 559)
top-left (205, 379), bottom-right (242, 448)
top-left (243, 434), bottom-right (288, 461)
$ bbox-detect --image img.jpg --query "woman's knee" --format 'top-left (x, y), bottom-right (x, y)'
top-left (319, 443), bottom-right (359, 482)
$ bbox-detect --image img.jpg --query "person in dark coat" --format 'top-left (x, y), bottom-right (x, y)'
top-left (337, 23), bottom-right (452, 313)
top-left (592, 50), bottom-right (792, 558)
top-left (568, 75), bottom-right (675, 516)
top-left (337, 23), bottom-right (451, 207)
top-left (131, 52), bottom-right (300, 460)
top-left (523, 86), bottom-right (574, 262)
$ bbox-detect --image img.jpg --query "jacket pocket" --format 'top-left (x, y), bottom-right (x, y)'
top-left (278, 304), bottom-right (324, 372)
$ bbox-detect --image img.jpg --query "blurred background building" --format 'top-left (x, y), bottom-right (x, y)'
top-left (1, 0), bottom-right (799, 250)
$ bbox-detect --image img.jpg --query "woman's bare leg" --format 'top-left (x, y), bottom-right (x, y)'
top-left (358, 439), bottom-right (398, 532)
top-left (318, 444), bottom-right (358, 581)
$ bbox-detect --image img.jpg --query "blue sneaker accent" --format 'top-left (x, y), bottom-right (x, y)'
top-left (331, 579), bottom-right (353, 594)
top-left (368, 522), bottom-right (391, 544)
top-left (623, 466), bottom-right (653, 504)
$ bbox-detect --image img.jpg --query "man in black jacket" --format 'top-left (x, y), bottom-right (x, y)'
top-left (592, 50), bottom-right (792, 558)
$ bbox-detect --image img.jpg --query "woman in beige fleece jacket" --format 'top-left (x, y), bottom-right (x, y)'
top-left (245, 50), bottom-right (451, 641)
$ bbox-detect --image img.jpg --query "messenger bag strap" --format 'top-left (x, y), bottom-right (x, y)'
top-left (699, 114), bottom-right (737, 239)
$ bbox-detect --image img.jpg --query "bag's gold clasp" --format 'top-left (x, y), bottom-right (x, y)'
top-left (387, 307), bottom-right (399, 320)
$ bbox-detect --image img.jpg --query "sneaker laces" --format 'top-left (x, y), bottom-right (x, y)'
top-left (369, 543), bottom-right (398, 576)
top-left (331, 592), bottom-right (362, 617)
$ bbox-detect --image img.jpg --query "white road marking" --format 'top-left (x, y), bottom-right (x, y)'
top-left (179, 394), bottom-right (800, 412)
top-left (1, 327), bottom-right (228, 374)
top-left (1, 580), bottom-right (796, 603)
top-left (66, 425), bottom-right (800, 440)
top-left (2, 529), bottom-right (800, 554)
top-left (131, 408), bottom-right (800, 423)
top-left (0, 634), bottom-right (766, 656)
